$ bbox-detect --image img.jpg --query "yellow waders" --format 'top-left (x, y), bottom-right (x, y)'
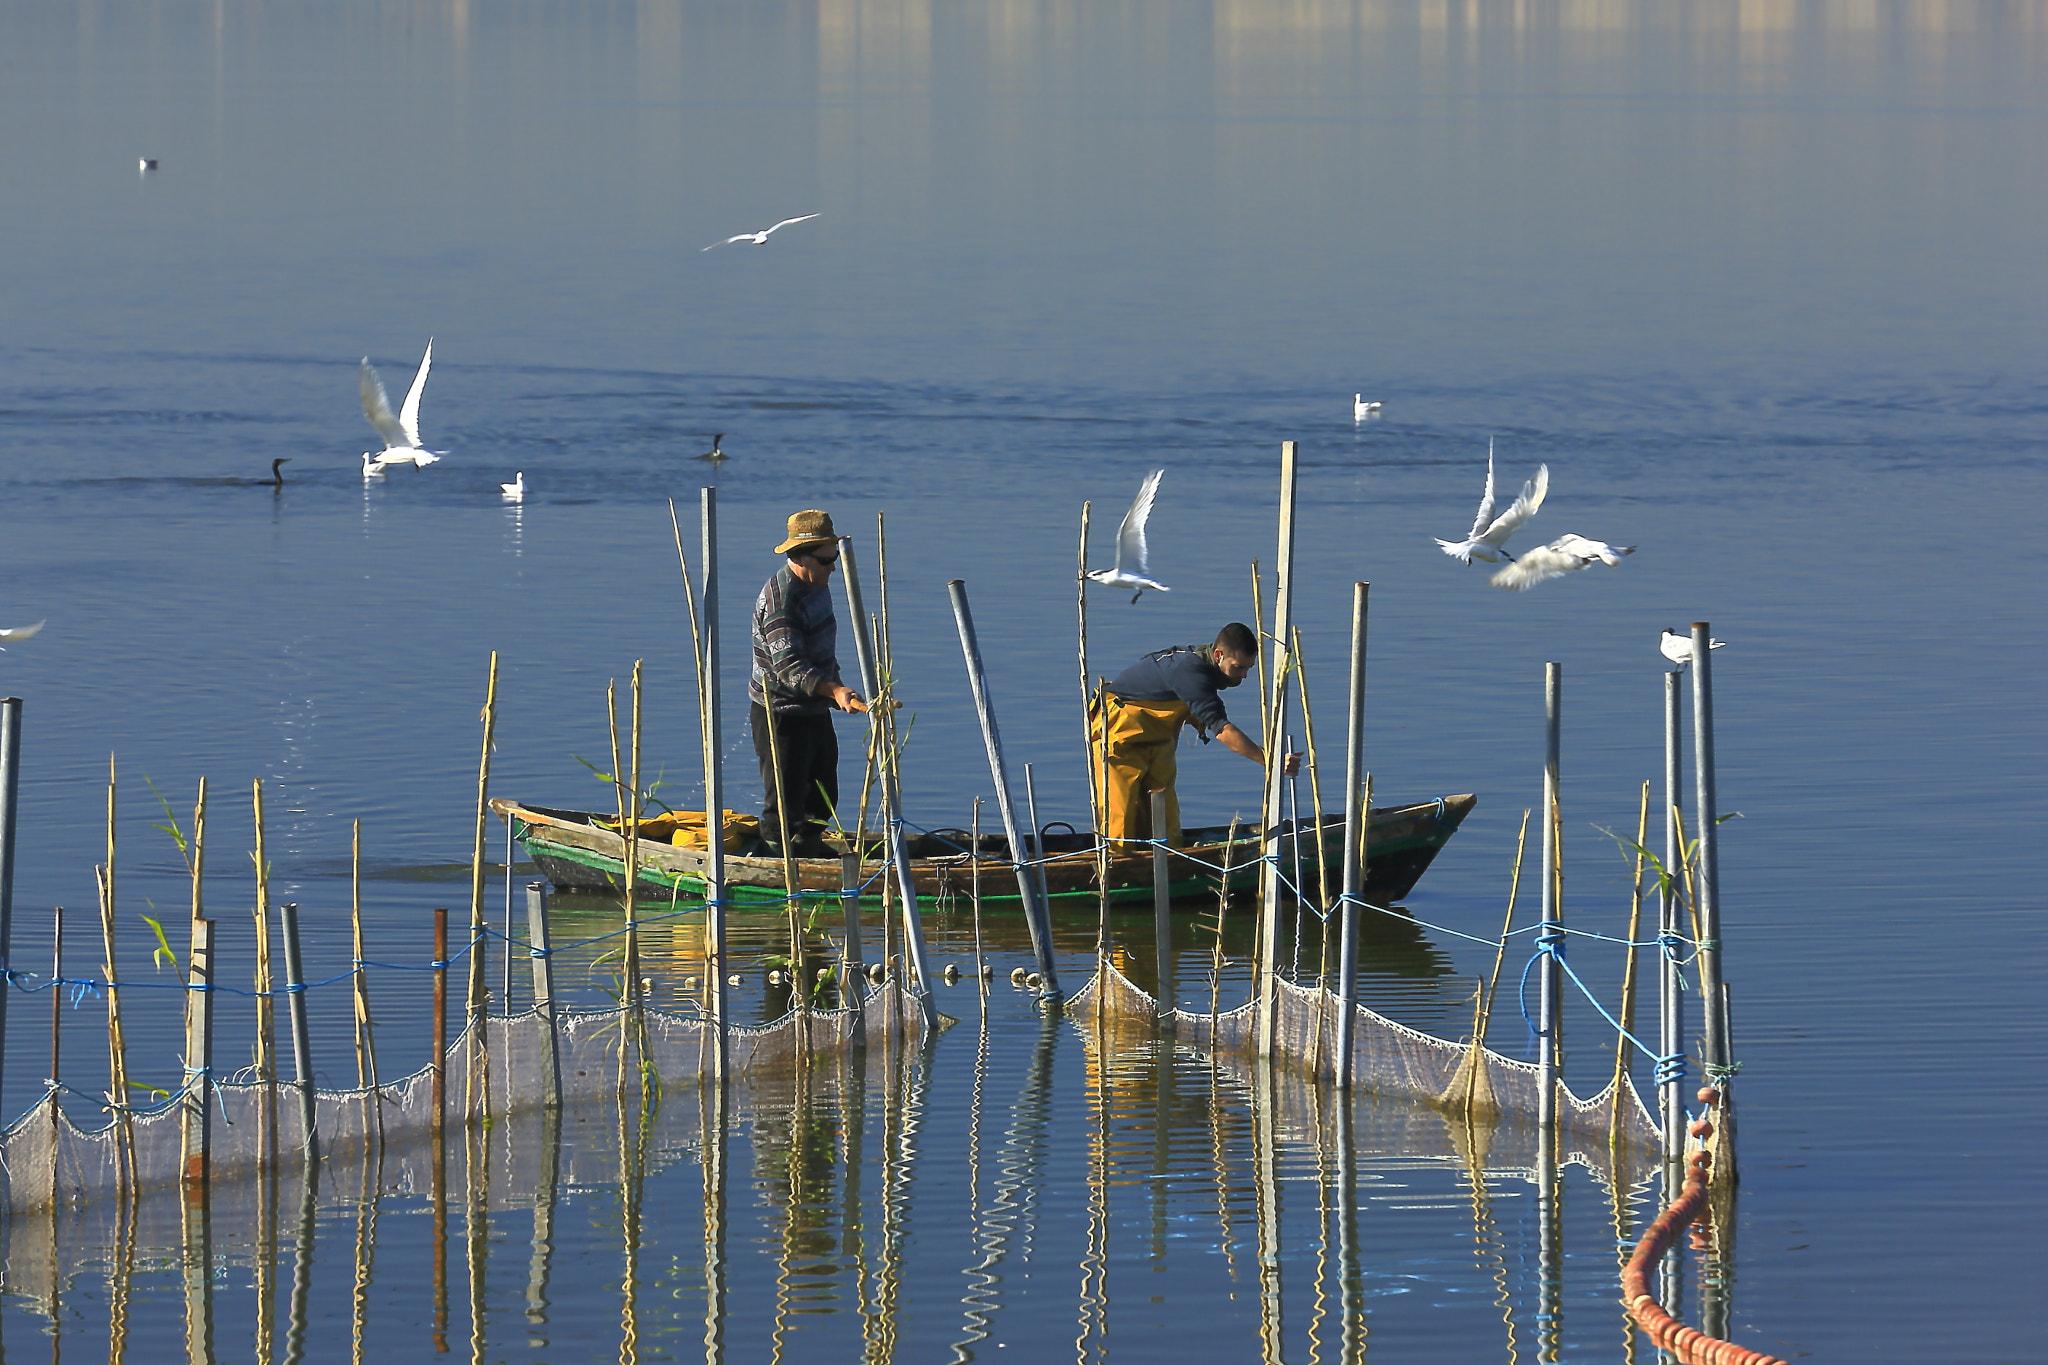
top-left (1088, 691), bottom-right (1193, 848)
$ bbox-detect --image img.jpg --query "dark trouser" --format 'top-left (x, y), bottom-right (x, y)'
top-left (750, 703), bottom-right (839, 847)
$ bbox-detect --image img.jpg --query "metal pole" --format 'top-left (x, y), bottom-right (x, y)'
top-left (1150, 789), bottom-right (1172, 1006)
top-left (277, 901), bottom-right (317, 1162)
top-left (525, 882), bottom-right (560, 1109)
top-left (1022, 763), bottom-right (1054, 923)
top-left (1537, 662), bottom-right (1562, 1139)
top-left (838, 536), bottom-right (937, 1025)
top-left (503, 816), bottom-right (515, 1007)
top-left (700, 488), bottom-right (729, 1075)
top-left (1661, 669), bottom-right (1685, 1171)
top-left (1334, 583), bottom-right (1367, 1088)
top-left (1256, 440), bottom-right (1299, 1058)
top-left (1691, 623), bottom-right (1728, 1079)
top-left (0, 696), bottom-right (19, 1121)
top-left (947, 579), bottom-right (1062, 999)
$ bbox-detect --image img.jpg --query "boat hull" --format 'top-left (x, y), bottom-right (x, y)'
top-left (491, 795), bottom-right (1475, 910)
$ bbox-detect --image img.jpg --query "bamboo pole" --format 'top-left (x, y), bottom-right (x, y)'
top-left (1609, 782), bottom-right (1651, 1149)
top-left (1255, 441), bottom-right (1300, 1059)
top-left (431, 904), bottom-right (449, 1354)
top-left (253, 778), bottom-right (276, 1087)
top-left (47, 903), bottom-right (61, 1102)
top-left (971, 797), bottom-right (987, 1016)
top-left (1290, 627), bottom-right (1332, 937)
top-left (1208, 815), bottom-right (1241, 1035)
top-left (1151, 789), bottom-right (1172, 1006)
top-left (350, 820), bottom-right (382, 1139)
top-left (1077, 501), bottom-right (1097, 836)
top-left (97, 863), bottom-right (133, 1188)
top-left (761, 687), bottom-right (809, 1053)
top-left (431, 906), bottom-right (448, 1140)
top-left (840, 853), bottom-right (865, 1028)
top-left (469, 653), bottom-right (500, 1124)
top-left (698, 488), bottom-right (729, 1075)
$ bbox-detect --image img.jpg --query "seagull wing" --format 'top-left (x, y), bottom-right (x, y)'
top-left (702, 233), bottom-right (754, 251)
top-left (1489, 542), bottom-right (1582, 591)
top-left (762, 213), bottom-right (822, 237)
top-left (359, 359), bottom-right (408, 450)
top-left (0, 620), bottom-right (45, 642)
top-left (1116, 470), bottom-right (1165, 576)
top-left (1480, 463), bottom-right (1548, 546)
top-left (1464, 442), bottom-right (1499, 541)
top-left (397, 339), bottom-right (433, 448)
top-left (1550, 533), bottom-right (1633, 566)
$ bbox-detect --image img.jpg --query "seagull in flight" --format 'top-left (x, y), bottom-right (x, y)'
top-left (1490, 534), bottom-right (1636, 591)
top-left (0, 620), bottom-right (44, 650)
top-left (1354, 394), bottom-right (1382, 420)
top-left (500, 472), bottom-right (525, 500)
top-left (1659, 628), bottom-right (1726, 669)
top-left (702, 213), bottom-right (821, 251)
top-left (360, 340), bottom-right (443, 469)
top-left (1434, 441), bottom-right (1548, 565)
top-left (696, 434), bottom-right (726, 463)
top-left (1085, 469), bottom-right (1170, 603)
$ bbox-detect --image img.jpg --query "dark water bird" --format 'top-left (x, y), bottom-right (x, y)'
top-left (696, 433), bottom-right (726, 463)
top-left (258, 458), bottom-right (290, 487)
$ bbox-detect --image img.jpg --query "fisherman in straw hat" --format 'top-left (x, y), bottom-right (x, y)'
top-left (750, 509), bottom-right (868, 858)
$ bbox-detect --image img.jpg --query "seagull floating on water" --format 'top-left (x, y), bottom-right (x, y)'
top-left (138, 158), bottom-right (157, 172)
top-left (0, 621), bottom-right (44, 650)
top-left (1659, 628), bottom-right (1725, 669)
top-left (500, 472), bottom-right (525, 500)
top-left (1490, 534), bottom-right (1636, 591)
top-left (1084, 469), bottom-right (1170, 604)
top-left (1354, 394), bottom-right (1382, 420)
top-left (697, 434), bottom-right (726, 463)
top-left (702, 213), bottom-right (821, 251)
top-left (1434, 441), bottom-right (1548, 565)
top-left (360, 340), bottom-right (444, 469)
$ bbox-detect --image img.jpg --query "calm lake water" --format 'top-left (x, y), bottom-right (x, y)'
top-left (1, 1), bottom-right (2043, 1360)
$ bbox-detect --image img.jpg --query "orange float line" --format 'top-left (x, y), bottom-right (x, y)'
top-left (1621, 1152), bottom-right (1789, 1365)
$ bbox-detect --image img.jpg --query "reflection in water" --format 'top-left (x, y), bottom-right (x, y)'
top-left (3, 988), bottom-right (1694, 1362)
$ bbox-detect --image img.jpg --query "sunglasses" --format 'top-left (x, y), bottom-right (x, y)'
top-left (803, 549), bottom-right (840, 566)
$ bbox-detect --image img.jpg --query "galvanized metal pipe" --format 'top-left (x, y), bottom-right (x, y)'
top-left (1537, 662), bottom-right (1562, 1138)
top-left (1690, 622), bottom-right (1729, 1079)
top-left (1150, 789), bottom-right (1172, 1006)
top-left (0, 696), bottom-right (17, 1121)
top-left (1255, 441), bottom-right (1300, 1058)
top-left (1334, 583), bottom-right (1367, 1087)
top-left (277, 901), bottom-right (318, 1161)
top-left (1661, 669), bottom-right (1685, 1172)
top-left (947, 579), bottom-right (1061, 997)
top-left (1022, 762), bottom-right (1054, 922)
top-left (525, 881), bottom-right (560, 1109)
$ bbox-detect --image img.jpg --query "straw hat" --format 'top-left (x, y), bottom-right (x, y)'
top-left (775, 509), bottom-right (838, 555)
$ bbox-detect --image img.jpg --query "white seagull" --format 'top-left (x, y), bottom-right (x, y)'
top-left (1659, 628), bottom-right (1726, 669)
top-left (359, 340), bottom-right (443, 469)
top-left (1353, 394), bottom-right (1382, 420)
top-left (701, 213), bottom-right (822, 251)
top-left (0, 620), bottom-right (44, 650)
top-left (500, 472), bottom-right (525, 500)
top-left (1434, 442), bottom-right (1549, 565)
top-left (1490, 534), bottom-right (1636, 591)
top-left (1084, 469), bottom-right (1170, 603)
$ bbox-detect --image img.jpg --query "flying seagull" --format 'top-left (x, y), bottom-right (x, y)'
top-left (1659, 628), bottom-right (1726, 669)
top-left (500, 472), bottom-right (525, 500)
top-left (696, 434), bottom-right (726, 462)
top-left (1490, 534), bottom-right (1636, 591)
top-left (362, 453), bottom-right (388, 481)
top-left (1084, 469), bottom-right (1170, 603)
top-left (1354, 394), bottom-right (1382, 419)
top-left (1434, 441), bottom-right (1549, 565)
top-left (360, 340), bottom-right (443, 469)
top-left (702, 213), bottom-right (821, 251)
top-left (0, 620), bottom-right (44, 650)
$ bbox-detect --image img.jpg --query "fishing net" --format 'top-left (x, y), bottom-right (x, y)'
top-left (0, 981), bottom-right (930, 1215)
top-left (1067, 960), bottom-right (1660, 1152)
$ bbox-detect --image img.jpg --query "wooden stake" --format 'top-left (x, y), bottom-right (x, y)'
top-left (349, 821), bottom-right (381, 1137)
top-left (253, 778), bottom-right (275, 1086)
top-left (526, 880), bottom-right (561, 1109)
top-left (99, 755), bottom-right (133, 1190)
top-left (971, 797), bottom-right (986, 1017)
top-left (468, 653), bottom-right (499, 1124)
top-left (1609, 781), bottom-right (1651, 1149)
top-left (181, 778), bottom-right (211, 1189)
top-left (1255, 441), bottom-right (1300, 1059)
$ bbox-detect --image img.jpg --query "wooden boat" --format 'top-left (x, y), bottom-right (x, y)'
top-left (492, 793), bottom-right (1475, 910)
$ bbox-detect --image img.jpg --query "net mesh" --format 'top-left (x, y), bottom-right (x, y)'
top-left (0, 981), bottom-right (930, 1215)
top-left (1067, 960), bottom-right (1660, 1152)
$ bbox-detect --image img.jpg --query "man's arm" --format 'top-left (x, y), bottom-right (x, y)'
top-left (1215, 723), bottom-right (1302, 776)
top-left (815, 677), bottom-right (867, 713)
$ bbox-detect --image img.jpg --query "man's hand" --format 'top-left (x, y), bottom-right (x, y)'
top-left (1282, 751), bottom-right (1302, 778)
top-left (824, 683), bottom-right (868, 714)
